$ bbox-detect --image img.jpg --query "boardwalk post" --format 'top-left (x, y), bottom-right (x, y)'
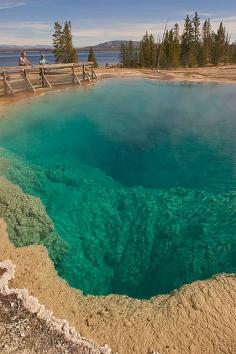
top-left (40, 67), bottom-right (45, 87)
top-left (23, 69), bottom-right (36, 92)
top-left (72, 64), bottom-right (81, 85)
top-left (2, 71), bottom-right (7, 95)
top-left (82, 64), bottom-right (91, 82)
top-left (91, 66), bottom-right (97, 80)
top-left (82, 64), bottom-right (85, 81)
top-left (2, 70), bottom-right (15, 96)
top-left (72, 65), bottom-right (75, 84)
top-left (40, 66), bottom-right (52, 88)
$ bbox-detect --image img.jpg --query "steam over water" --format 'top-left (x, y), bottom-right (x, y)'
top-left (1, 79), bottom-right (236, 298)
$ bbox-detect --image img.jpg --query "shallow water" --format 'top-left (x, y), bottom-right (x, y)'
top-left (0, 79), bottom-right (236, 298)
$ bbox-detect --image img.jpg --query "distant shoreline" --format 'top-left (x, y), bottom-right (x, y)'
top-left (0, 49), bottom-right (121, 53)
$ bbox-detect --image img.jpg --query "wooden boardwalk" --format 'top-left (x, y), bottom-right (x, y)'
top-left (0, 62), bottom-right (97, 96)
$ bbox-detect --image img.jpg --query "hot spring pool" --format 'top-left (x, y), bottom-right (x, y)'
top-left (0, 79), bottom-right (236, 299)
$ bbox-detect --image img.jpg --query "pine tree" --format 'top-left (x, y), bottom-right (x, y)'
top-left (166, 30), bottom-right (174, 68)
top-left (88, 47), bottom-right (98, 67)
top-left (53, 21), bottom-right (64, 63)
top-left (139, 32), bottom-right (156, 67)
top-left (120, 41), bottom-right (139, 67)
top-left (139, 43), bottom-right (144, 67)
top-left (223, 33), bottom-right (230, 65)
top-left (192, 12), bottom-right (201, 64)
top-left (120, 42), bottom-right (126, 67)
top-left (173, 23), bottom-right (180, 67)
top-left (119, 14), bottom-right (232, 69)
top-left (198, 19), bottom-right (212, 66)
top-left (159, 30), bottom-right (169, 67)
top-left (181, 15), bottom-right (196, 67)
top-left (133, 47), bottom-right (139, 67)
top-left (127, 41), bottom-right (134, 67)
top-left (229, 42), bottom-right (236, 63)
top-left (62, 21), bottom-right (78, 63)
top-left (139, 32), bottom-right (149, 67)
top-left (52, 21), bottom-right (78, 64)
top-left (212, 22), bottom-right (227, 65)
top-left (149, 34), bottom-right (157, 67)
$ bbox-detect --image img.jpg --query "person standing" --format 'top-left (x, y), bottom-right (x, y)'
top-left (39, 54), bottom-right (48, 65)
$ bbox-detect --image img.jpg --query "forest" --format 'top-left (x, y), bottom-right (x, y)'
top-left (120, 13), bottom-right (236, 68)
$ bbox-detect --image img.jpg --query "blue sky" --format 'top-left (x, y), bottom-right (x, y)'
top-left (0, 0), bottom-right (236, 46)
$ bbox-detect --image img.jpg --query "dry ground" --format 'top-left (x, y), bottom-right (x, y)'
top-left (0, 260), bottom-right (111, 354)
top-left (97, 65), bottom-right (236, 83)
top-left (0, 292), bottom-right (105, 354)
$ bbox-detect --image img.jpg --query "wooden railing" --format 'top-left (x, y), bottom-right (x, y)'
top-left (0, 62), bottom-right (97, 96)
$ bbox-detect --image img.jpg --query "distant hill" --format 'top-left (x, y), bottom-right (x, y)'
top-left (0, 45), bottom-right (52, 52)
top-left (0, 41), bottom-right (139, 52)
top-left (81, 40), bottom-right (140, 51)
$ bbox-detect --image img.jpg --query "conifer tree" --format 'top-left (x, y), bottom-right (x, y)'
top-left (198, 19), bottom-right (212, 66)
top-left (192, 12), bottom-right (201, 64)
top-left (212, 22), bottom-right (227, 65)
top-left (149, 34), bottom-right (157, 67)
top-left (127, 41), bottom-right (134, 67)
top-left (120, 41), bottom-right (139, 67)
top-left (139, 32), bottom-right (156, 67)
top-left (173, 23), bottom-right (181, 67)
top-left (88, 47), bottom-right (98, 67)
top-left (160, 27), bottom-right (180, 68)
top-left (139, 32), bottom-right (149, 67)
top-left (133, 47), bottom-right (139, 67)
top-left (139, 44), bottom-right (144, 67)
top-left (159, 30), bottom-right (168, 67)
top-left (120, 42), bottom-right (126, 67)
top-left (63, 21), bottom-right (78, 63)
top-left (53, 21), bottom-right (64, 63)
top-left (119, 13), bottom-right (234, 69)
top-left (166, 30), bottom-right (174, 68)
top-left (181, 15), bottom-right (196, 67)
top-left (52, 21), bottom-right (78, 64)
top-left (229, 42), bottom-right (236, 63)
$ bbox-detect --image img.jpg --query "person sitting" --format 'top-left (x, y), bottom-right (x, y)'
top-left (19, 52), bottom-right (33, 66)
top-left (39, 54), bottom-right (48, 65)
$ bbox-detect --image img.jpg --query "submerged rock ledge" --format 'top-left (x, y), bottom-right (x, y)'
top-left (0, 218), bottom-right (236, 354)
top-left (0, 175), bottom-right (67, 265)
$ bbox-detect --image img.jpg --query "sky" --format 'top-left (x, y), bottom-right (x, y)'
top-left (0, 0), bottom-right (236, 46)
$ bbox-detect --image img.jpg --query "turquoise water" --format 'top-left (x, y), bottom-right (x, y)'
top-left (0, 79), bottom-right (236, 298)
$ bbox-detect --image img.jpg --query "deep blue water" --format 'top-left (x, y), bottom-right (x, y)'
top-left (0, 79), bottom-right (236, 299)
top-left (0, 50), bottom-right (120, 67)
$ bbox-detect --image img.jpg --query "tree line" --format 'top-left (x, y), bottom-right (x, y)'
top-left (52, 21), bottom-right (98, 66)
top-left (120, 13), bottom-right (236, 68)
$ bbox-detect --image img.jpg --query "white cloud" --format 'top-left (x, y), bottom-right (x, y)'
top-left (0, 35), bottom-right (50, 45)
top-left (0, 0), bottom-right (26, 10)
top-left (0, 21), bottom-right (51, 30)
top-left (0, 15), bottom-right (235, 47)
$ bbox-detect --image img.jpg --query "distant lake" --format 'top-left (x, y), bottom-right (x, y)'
top-left (0, 50), bottom-right (120, 67)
